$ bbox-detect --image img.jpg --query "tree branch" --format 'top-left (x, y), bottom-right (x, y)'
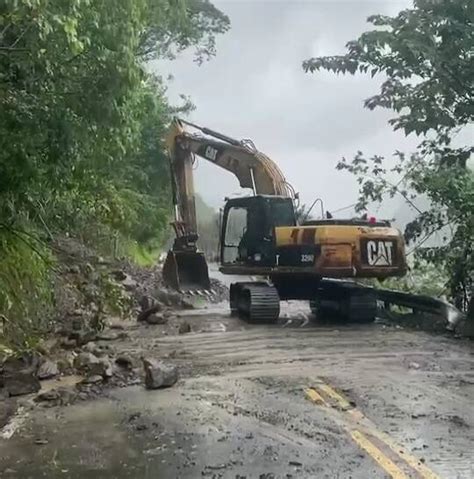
top-left (9, 24), bottom-right (31, 49)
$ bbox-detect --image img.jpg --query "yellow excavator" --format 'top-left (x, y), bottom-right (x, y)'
top-left (163, 118), bottom-right (407, 322)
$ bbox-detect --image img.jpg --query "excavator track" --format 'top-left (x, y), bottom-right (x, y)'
top-left (346, 290), bottom-right (377, 322)
top-left (231, 282), bottom-right (280, 322)
top-left (310, 281), bottom-right (377, 323)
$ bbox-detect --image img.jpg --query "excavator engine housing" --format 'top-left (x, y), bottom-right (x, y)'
top-left (219, 195), bottom-right (406, 281)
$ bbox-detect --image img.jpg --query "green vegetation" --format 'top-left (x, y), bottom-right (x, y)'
top-left (379, 260), bottom-right (448, 297)
top-left (0, 0), bottom-right (229, 350)
top-left (195, 194), bottom-right (220, 260)
top-left (304, 0), bottom-right (473, 311)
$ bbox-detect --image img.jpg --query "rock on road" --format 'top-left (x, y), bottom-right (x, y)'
top-left (1, 302), bottom-right (473, 478)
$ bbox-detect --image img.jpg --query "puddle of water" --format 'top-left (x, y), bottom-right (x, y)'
top-left (40, 374), bottom-right (83, 392)
top-left (1, 375), bottom-right (83, 440)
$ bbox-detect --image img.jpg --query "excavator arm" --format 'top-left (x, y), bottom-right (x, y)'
top-left (163, 118), bottom-right (294, 290)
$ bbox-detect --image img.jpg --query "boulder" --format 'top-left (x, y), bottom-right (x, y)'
top-left (1, 355), bottom-right (40, 397)
top-left (3, 371), bottom-right (40, 397)
top-left (69, 328), bottom-right (97, 346)
top-left (122, 275), bottom-right (138, 292)
top-left (115, 355), bottom-right (133, 369)
top-left (37, 360), bottom-right (59, 380)
top-left (96, 331), bottom-right (120, 341)
top-left (80, 374), bottom-right (103, 385)
top-left (178, 321), bottom-right (191, 335)
top-left (74, 352), bottom-right (112, 378)
top-left (111, 269), bottom-right (127, 281)
top-left (155, 289), bottom-right (183, 307)
top-left (108, 318), bottom-right (128, 330)
top-left (180, 298), bottom-right (196, 310)
top-left (142, 359), bottom-right (178, 389)
top-left (36, 338), bottom-right (60, 356)
top-left (138, 304), bottom-right (163, 322)
top-left (68, 265), bottom-right (81, 275)
top-left (35, 389), bottom-right (62, 402)
top-left (146, 313), bottom-right (168, 325)
top-left (139, 295), bottom-right (161, 312)
top-left (60, 338), bottom-right (77, 350)
top-left (82, 342), bottom-right (103, 355)
top-left (35, 386), bottom-right (76, 405)
top-left (100, 358), bottom-right (113, 378)
top-left (71, 316), bottom-right (85, 331)
top-left (74, 352), bottom-right (98, 371)
top-left (57, 351), bottom-right (76, 372)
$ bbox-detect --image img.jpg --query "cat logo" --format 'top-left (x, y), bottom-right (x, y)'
top-left (366, 240), bottom-right (394, 266)
top-left (204, 145), bottom-right (218, 162)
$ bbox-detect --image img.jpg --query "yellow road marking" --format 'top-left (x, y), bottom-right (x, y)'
top-left (305, 387), bottom-right (327, 405)
top-left (351, 430), bottom-right (408, 479)
top-left (307, 381), bottom-right (441, 479)
top-left (318, 383), bottom-right (352, 410)
top-left (315, 384), bottom-right (365, 420)
top-left (369, 428), bottom-right (441, 479)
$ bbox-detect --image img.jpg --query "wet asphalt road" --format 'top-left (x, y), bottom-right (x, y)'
top-left (1, 302), bottom-right (473, 479)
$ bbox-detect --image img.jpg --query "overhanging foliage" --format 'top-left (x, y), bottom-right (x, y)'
top-left (304, 0), bottom-right (473, 310)
top-left (0, 0), bottom-right (229, 350)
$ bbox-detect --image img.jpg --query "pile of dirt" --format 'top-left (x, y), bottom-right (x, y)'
top-left (378, 306), bottom-right (473, 339)
top-left (120, 258), bottom-right (228, 305)
top-left (377, 310), bottom-right (450, 333)
top-left (0, 236), bottom-right (228, 413)
top-left (51, 236), bottom-right (227, 335)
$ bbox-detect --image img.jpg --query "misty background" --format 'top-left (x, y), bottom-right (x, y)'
top-left (152, 0), bottom-right (422, 226)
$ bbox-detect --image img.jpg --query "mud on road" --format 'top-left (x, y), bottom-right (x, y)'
top-left (1, 301), bottom-right (473, 479)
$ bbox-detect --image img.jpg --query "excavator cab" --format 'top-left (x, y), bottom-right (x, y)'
top-left (220, 195), bottom-right (296, 267)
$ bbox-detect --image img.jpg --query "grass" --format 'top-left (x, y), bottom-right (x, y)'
top-left (126, 241), bottom-right (163, 267)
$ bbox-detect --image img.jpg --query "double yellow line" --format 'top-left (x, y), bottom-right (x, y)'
top-left (305, 383), bottom-right (440, 479)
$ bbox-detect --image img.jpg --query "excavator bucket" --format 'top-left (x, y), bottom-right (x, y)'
top-left (162, 250), bottom-right (211, 291)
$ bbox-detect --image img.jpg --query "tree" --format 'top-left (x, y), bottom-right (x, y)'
top-left (139, 0), bottom-right (230, 63)
top-left (195, 194), bottom-right (220, 260)
top-left (0, 0), bottom-right (229, 349)
top-left (303, 0), bottom-right (473, 311)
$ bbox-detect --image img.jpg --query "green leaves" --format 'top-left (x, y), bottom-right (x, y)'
top-left (304, 0), bottom-right (474, 310)
top-left (0, 0), bottom-right (229, 350)
top-left (0, 0), bottom-right (228, 235)
top-left (304, 0), bottom-right (474, 138)
top-left (138, 0), bottom-right (230, 63)
top-left (0, 223), bottom-right (53, 352)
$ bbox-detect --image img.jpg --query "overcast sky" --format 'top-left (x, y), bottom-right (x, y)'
top-left (154, 0), bottom-right (420, 219)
